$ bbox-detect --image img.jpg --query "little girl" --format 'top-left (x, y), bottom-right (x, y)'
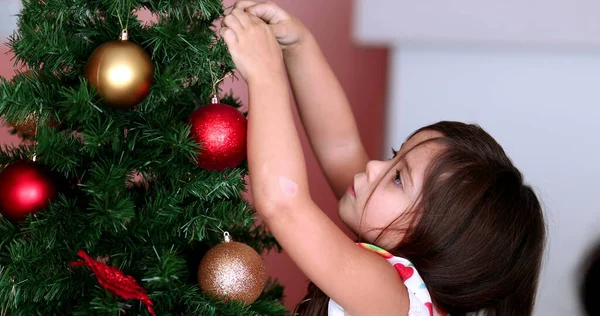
top-left (220, 2), bottom-right (546, 315)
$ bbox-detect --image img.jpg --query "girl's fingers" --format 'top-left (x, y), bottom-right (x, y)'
top-left (233, 0), bottom-right (258, 11)
top-left (249, 14), bottom-right (264, 25)
top-left (222, 14), bottom-right (243, 31)
top-left (245, 2), bottom-right (288, 24)
top-left (230, 8), bottom-right (253, 28)
top-left (220, 26), bottom-right (238, 45)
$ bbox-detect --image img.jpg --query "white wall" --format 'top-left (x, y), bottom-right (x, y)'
top-left (354, 0), bottom-right (600, 47)
top-left (354, 1), bottom-right (600, 315)
top-left (0, 0), bottom-right (21, 37)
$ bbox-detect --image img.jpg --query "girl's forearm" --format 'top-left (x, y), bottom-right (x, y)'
top-left (284, 34), bottom-right (362, 148)
top-left (247, 75), bottom-right (310, 215)
top-left (283, 34), bottom-right (368, 197)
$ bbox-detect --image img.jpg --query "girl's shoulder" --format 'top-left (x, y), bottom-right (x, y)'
top-left (355, 243), bottom-right (448, 316)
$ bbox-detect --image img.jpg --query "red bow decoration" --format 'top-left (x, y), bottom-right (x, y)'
top-left (70, 250), bottom-right (156, 316)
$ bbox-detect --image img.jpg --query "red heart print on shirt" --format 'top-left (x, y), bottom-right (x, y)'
top-left (425, 302), bottom-right (434, 316)
top-left (393, 263), bottom-right (414, 280)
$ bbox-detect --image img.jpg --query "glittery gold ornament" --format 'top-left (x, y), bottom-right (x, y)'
top-left (12, 113), bottom-right (59, 136)
top-left (198, 232), bottom-right (267, 305)
top-left (85, 30), bottom-right (154, 109)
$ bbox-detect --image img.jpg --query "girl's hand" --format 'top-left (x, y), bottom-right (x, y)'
top-left (233, 1), bottom-right (308, 52)
top-left (221, 8), bottom-right (285, 84)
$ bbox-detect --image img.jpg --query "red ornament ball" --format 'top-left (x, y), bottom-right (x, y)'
top-left (188, 103), bottom-right (247, 170)
top-left (0, 160), bottom-right (57, 221)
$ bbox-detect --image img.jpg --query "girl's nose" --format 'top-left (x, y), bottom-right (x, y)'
top-left (366, 160), bottom-right (387, 183)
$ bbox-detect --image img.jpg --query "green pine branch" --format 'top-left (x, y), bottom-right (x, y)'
top-left (0, 0), bottom-right (286, 314)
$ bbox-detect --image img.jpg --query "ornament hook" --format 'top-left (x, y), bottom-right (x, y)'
top-left (32, 105), bottom-right (43, 162)
top-left (208, 61), bottom-right (232, 104)
top-left (212, 73), bottom-right (232, 97)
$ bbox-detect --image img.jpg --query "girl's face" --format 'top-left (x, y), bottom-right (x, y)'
top-left (338, 130), bottom-right (444, 249)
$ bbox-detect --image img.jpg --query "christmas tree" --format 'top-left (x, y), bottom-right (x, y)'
top-left (0, 0), bottom-right (287, 315)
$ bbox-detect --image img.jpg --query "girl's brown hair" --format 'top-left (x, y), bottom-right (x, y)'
top-left (295, 121), bottom-right (546, 316)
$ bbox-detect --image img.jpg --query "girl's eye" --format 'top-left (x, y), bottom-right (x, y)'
top-left (391, 147), bottom-right (398, 158)
top-left (394, 170), bottom-right (403, 186)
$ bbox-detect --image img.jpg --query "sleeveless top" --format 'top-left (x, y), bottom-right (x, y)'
top-left (328, 243), bottom-right (448, 316)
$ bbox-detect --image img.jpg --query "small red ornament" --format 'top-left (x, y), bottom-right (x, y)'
top-left (70, 250), bottom-right (156, 316)
top-left (188, 97), bottom-right (247, 170)
top-left (0, 160), bottom-right (57, 221)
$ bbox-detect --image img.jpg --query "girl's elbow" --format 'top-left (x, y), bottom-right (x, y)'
top-left (252, 191), bottom-right (308, 221)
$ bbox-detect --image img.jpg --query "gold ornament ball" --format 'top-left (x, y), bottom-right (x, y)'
top-left (198, 238), bottom-right (267, 305)
top-left (85, 39), bottom-right (154, 109)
